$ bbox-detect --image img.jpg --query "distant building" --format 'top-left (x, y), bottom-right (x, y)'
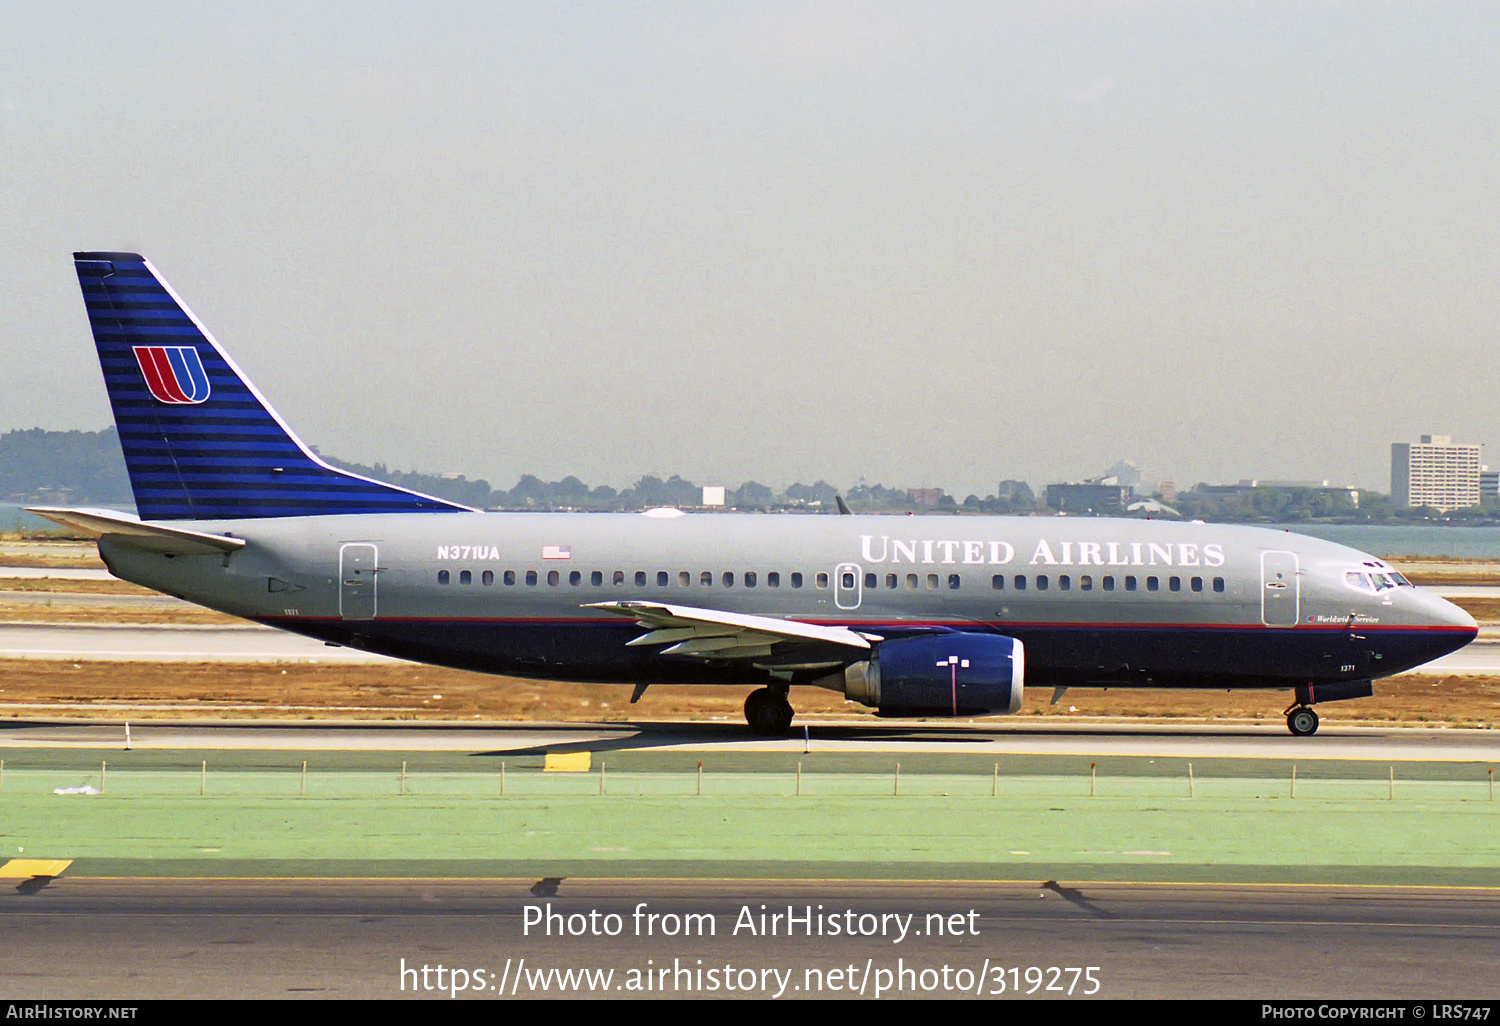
top-left (906, 488), bottom-right (945, 509)
top-left (1046, 480), bottom-right (1127, 515)
top-left (701, 486), bottom-right (725, 507)
top-left (1158, 480), bottom-right (1176, 503)
top-left (1391, 434), bottom-right (1480, 512)
top-left (1481, 467), bottom-right (1498, 504)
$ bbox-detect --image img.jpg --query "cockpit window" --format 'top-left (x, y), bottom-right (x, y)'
top-left (1346, 570), bottom-right (1401, 592)
top-left (1390, 572), bottom-right (1413, 587)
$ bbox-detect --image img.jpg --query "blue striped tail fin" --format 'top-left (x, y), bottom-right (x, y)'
top-left (73, 252), bottom-right (471, 520)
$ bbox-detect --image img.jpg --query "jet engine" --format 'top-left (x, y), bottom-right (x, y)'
top-left (816, 633), bottom-right (1024, 716)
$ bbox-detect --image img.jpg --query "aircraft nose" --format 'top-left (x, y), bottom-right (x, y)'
top-left (1429, 594), bottom-right (1478, 634)
top-left (1416, 592), bottom-right (1478, 658)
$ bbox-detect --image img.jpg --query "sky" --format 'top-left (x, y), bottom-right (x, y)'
top-left (3, 1), bottom-right (1497, 499)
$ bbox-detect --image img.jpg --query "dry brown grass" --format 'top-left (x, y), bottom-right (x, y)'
top-left (0, 578), bottom-right (155, 595)
top-left (0, 602), bottom-right (242, 625)
top-left (1452, 598), bottom-right (1500, 622)
top-left (0, 659), bottom-right (1493, 727)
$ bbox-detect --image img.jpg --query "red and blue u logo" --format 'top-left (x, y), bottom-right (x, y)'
top-left (133, 345), bottom-right (211, 404)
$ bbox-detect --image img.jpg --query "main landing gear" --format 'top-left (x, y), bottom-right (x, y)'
top-left (744, 686), bottom-right (794, 737)
top-left (1285, 704), bottom-right (1319, 737)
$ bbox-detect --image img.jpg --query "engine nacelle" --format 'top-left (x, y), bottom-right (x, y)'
top-left (821, 633), bottom-right (1024, 717)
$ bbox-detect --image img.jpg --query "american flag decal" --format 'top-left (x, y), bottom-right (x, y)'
top-left (133, 345), bottom-right (211, 404)
top-left (541, 545), bottom-right (572, 560)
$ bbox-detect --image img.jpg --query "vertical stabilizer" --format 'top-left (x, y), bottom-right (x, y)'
top-left (74, 252), bottom-right (471, 520)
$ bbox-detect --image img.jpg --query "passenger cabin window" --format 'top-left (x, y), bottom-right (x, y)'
top-left (768, 572), bottom-right (780, 587)
top-left (1102, 576), bottom-right (1115, 592)
top-left (745, 572), bottom-right (757, 587)
top-left (591, 571), bottom-right (603, 586)
top-left (459, 570), bottom-right (471, 585)
top-left (657, 571), bottom-right (669, 587)
top-left (701, 570), bottom-right (713, 586)
top-left (569, 570), bottom-right (582, 586)
top-left (504, 570), bottom-right (516, 586)
top-left (613, 570), bottom-right (625, 586)
top-left (679, 571), bottom-right (691, 587)
top-left (1146, 576), bottom-right (1158, 592)
top-left (791, 572), bottom-right (803, 588)
top-left (1058, 575), bottom-right (1070, 591)
top-left (723, 572), bottom-right (735, 587)
top-left (1191, 577), bottom-right (1203, 592)
top-left (1124, 576), bottom-right (1136, 591)
top-left (525, 570), bottom-right (538, 586)
top-left (991, 574), bottom-right (1005, 590)
top-left (865, 572), bottom-right (877, 589)
top-left (886, 573), bottom-right (898, 589)
top-left (1080, 575), bottom-right (1093, 592)
top-left (925, 574), bottom-right (938, 590)
top-left (635, 571), bottom-right (646, 586)
top-left (1013, 575), bottom-right (1026, 591)
top-left (842, 571), bottom-right (856, 589)
top-left (547, 570), bottom-right (559, 586)
top-left (482, 570), bottom-right (494, 586)
top-left (1035, 575), bottom-right (1048, 592)
top-left (906, 574), bottom-right (918, 590)
top-left (1169, 577), bottom-right (1181, 592)
top-left (815, 573), bottom-right (828, 589)
top-left (948, 574), bottom-right (961, 590)
top-left (438, 570), bottom-right (450, 585)
top-left (1213, 577), bottom-right (1225, 593)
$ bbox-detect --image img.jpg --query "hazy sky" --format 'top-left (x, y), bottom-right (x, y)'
top-left (4, 2), bottom-right (1497, 498)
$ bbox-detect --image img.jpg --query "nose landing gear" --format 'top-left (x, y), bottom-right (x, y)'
top-left (1285, 704), bottom-right (1320, 737)
top-left (1282, 680), bottom-right (1372, 736)
top-left (744, 686), bottom-right (794, 736)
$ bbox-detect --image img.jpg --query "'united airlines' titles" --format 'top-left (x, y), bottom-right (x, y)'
top-left (858, 536), bottom-right (1226, 568)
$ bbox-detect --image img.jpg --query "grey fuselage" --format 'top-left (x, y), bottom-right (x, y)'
top-left (97, 511), bottom-right (1477, 694)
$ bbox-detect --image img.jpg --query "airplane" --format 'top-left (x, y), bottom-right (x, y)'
top-left (29, 252), bottom-right (1478, 738)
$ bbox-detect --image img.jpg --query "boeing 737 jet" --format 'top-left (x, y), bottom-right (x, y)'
top-left (31, 252), bottom-right (1478, 736)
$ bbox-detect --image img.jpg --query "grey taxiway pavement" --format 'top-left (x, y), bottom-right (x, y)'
top-left (4, 718), bottom-right (1500, 761)
top-left (2, 878), bottom-right (1496, 999)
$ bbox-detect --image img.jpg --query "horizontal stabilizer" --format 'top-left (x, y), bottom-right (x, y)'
top-left (25, 507), bottom-right (248, 556)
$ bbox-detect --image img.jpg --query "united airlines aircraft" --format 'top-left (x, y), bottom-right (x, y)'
top-left (31, 253), bottom-right (1478, 737)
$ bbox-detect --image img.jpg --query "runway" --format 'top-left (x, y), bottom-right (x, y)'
top-left (2, 878), bottom-right (1495, 999)
top-left (4, 717), bottom-right (1499, 761)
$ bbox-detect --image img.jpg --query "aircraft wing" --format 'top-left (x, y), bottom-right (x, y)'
top-left (584, 600), bottom-right (880, 662)
top-left (25, 507), bottom-right (248, 556)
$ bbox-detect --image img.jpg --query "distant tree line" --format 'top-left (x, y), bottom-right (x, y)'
top-left (0, 428), bottom-right (133, 504)
top-left (9, 427), bottom-right (1499, 522)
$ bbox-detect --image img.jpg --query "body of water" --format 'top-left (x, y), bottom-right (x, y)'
top-left (1267, 523), bottom-right (1500, 560)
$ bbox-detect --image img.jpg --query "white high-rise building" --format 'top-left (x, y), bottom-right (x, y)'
top-left (1391, 435), bottom-right (1480, 512)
